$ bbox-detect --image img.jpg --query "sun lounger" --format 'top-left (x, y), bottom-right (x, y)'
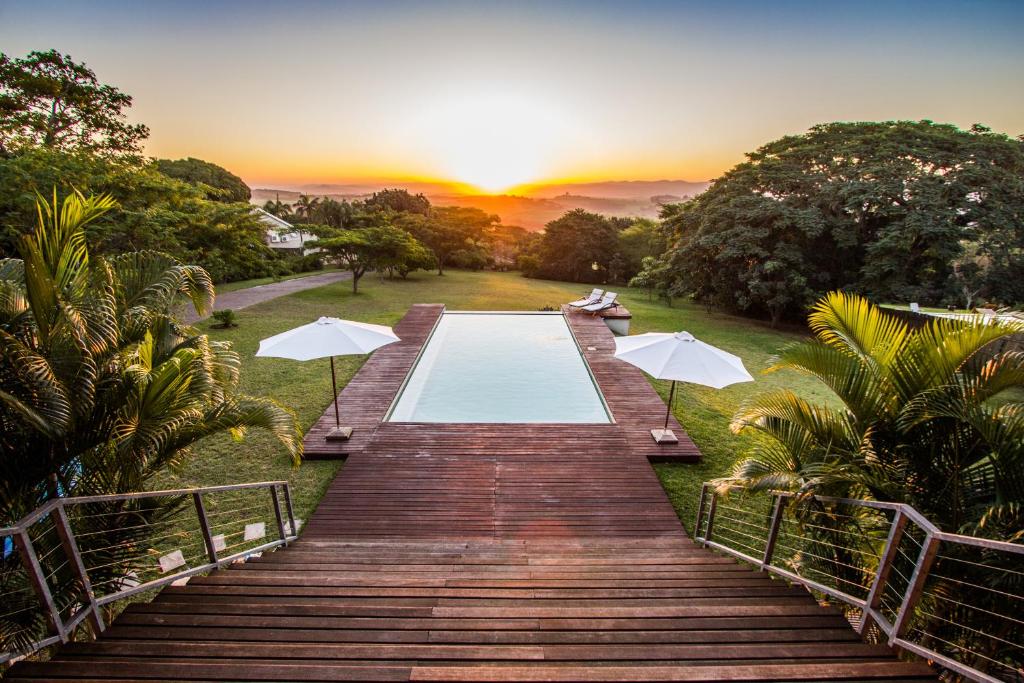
top-left (582, 292), bottom-right (618, 313)
top-left (568, 288), bottom-right (603, 308)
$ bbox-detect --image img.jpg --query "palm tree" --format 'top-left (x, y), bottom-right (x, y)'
top-left (723, 292), bottom-right (1024, 677)
top-left (727, 291), bottom-right (1023, 532)
top-left (292, 194), bottom-right (321, 223)
top-left (1, 191), bottom-right (301, 652)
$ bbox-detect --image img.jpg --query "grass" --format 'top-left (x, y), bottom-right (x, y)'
top-left (165, 270), bottom-right (828, 533)
top-left (215, 269), bottom-right (334, 294)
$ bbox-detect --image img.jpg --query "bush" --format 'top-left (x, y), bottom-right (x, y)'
top-left (517, 254), bottom-right (542, 278)
top-left (449, 247), bottom-right (491, 271)
top-left (211, 309), bottom-right (239, 328)
top-left (288, 252), bottom-right (324, 273)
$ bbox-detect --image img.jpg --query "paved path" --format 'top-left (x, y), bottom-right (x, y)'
top-left (183, 270), bottom-right (351, 323)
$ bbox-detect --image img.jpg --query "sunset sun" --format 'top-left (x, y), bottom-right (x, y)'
top-left (414, 92), bottom-right (575, 193)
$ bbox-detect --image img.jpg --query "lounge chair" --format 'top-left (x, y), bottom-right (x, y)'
top-left (568, 288), bottom-right (603, 308)
top-left (582, 292), bottom-right (618, 313)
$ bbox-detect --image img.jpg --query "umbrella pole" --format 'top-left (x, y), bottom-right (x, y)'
top-left (330, 356), bottom-right (341, 428)
top-left (664, 380), bottom-right (676, 431)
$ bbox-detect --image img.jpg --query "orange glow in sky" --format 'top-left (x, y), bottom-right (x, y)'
top-left (2, 1), bottom-right (1023, 192)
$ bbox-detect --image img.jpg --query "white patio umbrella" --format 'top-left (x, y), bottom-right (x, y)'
top-left (256, 317), bottom-right (400, 440)
top-left (613, 331), bottom-right (753, 443)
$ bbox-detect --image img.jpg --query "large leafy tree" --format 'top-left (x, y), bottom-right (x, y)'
top-left (531, 209), bottom-right (620, 284)
top-left (661, 121), bottom-right (1024, 322)
top-left (153, 157), bottom-right (251, 203)
top-left (312, 222), bottom-right (431, 293)
top-left (400, 206), bottom-right (499, 276)
top-left (0, 190), bottom-right (302, 521)
top-left (0, 50), bottom-right (148, 158)
top-left (0, 149), bottom-right (279, 281)
top-left (366, 188), bottom-right (430, 216)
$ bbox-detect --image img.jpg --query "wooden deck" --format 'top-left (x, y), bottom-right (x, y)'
top-left (8, 305), bottom-right (937, 681)
top-left (304, 304), bottom-right (701, 462)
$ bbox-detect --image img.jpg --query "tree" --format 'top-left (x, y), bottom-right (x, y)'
top-left (262, 196), bottom-right (293, 220)
top-left (311, 225), bottom-right (423, 293)
top-left (726, 291), bottom-right (1023, 534)
top-left (292, 194), bottom-right (321, 223)
top-left (366, 225), bottom-right (434, 279)
top-left (532, 209), bottom-right (620, 283)
top-left (0, 191), bottom-right (301, 653)
top-left (722, 291), bottom-right (1024, 675)
top-left (659, 121), bottom-right (1024, 322)
top-left (154, 157), bottom-right (251, 202)
top-left (366, 188), bottom-right (430, 216)
top-left (400, 206), bottom-right (499, 275)
top-left (0, 50), bottom-right (148, 157)
top-left (0, 149), bottom-right (279, 282)
top-left (617, 218), bottom-right (667, 281)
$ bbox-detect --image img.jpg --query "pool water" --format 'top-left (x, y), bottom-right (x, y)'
top-left (387, 312), bottom-right (611, 423)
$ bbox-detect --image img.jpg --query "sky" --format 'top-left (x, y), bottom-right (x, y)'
top-left (2, 0), bottom-right (1023, 193)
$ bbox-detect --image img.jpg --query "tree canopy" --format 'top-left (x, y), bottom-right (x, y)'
top-left (154, 157), bottom-right (252, 202)
top-left (655, 121), bottom-right (1024, 323)
top-left (0, 148), bottom-right (279, 282)
top-left (0, 50), bottom-right (148, 158)
top-left (366, 188), bottom-right (431, 216)
top-left (400, 206), bottom-right (499, 275)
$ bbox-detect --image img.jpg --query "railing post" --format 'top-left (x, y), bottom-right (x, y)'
top-left (761, 494), bottom-right (785, 571)
top-left (703, 490), bottom-right (718, 548)
top-left (52, 502), bottom-right (105, 634)
top-left (890, 531), bottom-right (940, 643)
top-left (859, 509), bottom-right (907, 636)
top-left (282, 484), bottom-right (297, 541)
top-left (270, 485), bottom-right (287, 543)
top-left (192, 492), bottom-right (218, 564)
top-left (694, 484), bottom-right (708, 541)
top-left (13, 527), bottom-right (67, 643)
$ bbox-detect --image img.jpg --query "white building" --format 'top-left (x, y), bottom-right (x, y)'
top-left (256, 208), bottom-right (315, 255)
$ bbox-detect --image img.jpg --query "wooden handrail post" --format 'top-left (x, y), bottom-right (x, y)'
top-left (761, 495), bottom-right (785, 571)
top-left (193, 492), bottom-right (218, 564)
top-left (694, 485), bottom-right (708, 540)
top-left (282, 484), bottom-right (297, 541)
top-left (859, 509), bottom-right (907, 635)
top-left (704, 490), bottom-right (718, 548)
top-left (270, 485), bottom-right (287, 543)
top-left (14, 527), bottom-right (67, 643)
top-left (52, 502), bottom-right (104, 634)
top-left (891, 531), bottom-right (940, 643)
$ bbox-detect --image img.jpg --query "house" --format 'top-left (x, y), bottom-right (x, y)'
top-left (255, 208), bottom-right (315, 255)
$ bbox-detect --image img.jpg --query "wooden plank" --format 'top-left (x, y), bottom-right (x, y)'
top-left (8, 305), bottom-right (936, 681)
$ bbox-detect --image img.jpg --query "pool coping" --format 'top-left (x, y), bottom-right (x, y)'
top-left (302, 303), bottom-right (701, 462)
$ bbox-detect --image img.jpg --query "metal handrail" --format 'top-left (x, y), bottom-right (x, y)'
top-left (694, 483), bottom-right (1024, 683)
top-left (0, 481), bottom-right (297, 665)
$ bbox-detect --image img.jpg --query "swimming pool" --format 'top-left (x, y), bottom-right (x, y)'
top-left (387, 312), bottom-right (611, 423)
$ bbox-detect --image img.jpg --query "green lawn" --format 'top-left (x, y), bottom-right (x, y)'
top-left (165, 270), bottom-right (829, 533)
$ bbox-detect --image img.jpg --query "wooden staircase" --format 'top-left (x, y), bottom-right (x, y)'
top-left (9, 538), bottom-right (936, 681)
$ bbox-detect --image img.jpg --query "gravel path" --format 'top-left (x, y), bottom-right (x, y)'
top-left (182, 270), bottom-right (351, 323)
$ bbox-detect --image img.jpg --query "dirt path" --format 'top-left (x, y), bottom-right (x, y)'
top-left (182, 270), bottom-right (351, 323)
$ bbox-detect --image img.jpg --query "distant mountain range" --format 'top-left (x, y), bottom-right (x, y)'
top-left (250, 179), bottom-right (711, 231)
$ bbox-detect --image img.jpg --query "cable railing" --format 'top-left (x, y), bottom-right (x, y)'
top-left (0, 481), bottom-right (298, 666)
top-left (694, 483), bottom-right (1024, 683)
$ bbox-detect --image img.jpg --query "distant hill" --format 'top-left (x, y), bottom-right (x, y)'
top-left (251, 178), bottom-right (711, 231)
top-left (520, 180), bottom-right (710, 200)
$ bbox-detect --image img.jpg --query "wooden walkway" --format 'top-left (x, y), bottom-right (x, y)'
top-left (9, 306), bottom-right (937, 681)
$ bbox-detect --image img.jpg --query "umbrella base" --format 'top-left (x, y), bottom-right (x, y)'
top-left (325, 426), bottom-right (354, 441)
top-left (650, 428), bottom-right (679, 444)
